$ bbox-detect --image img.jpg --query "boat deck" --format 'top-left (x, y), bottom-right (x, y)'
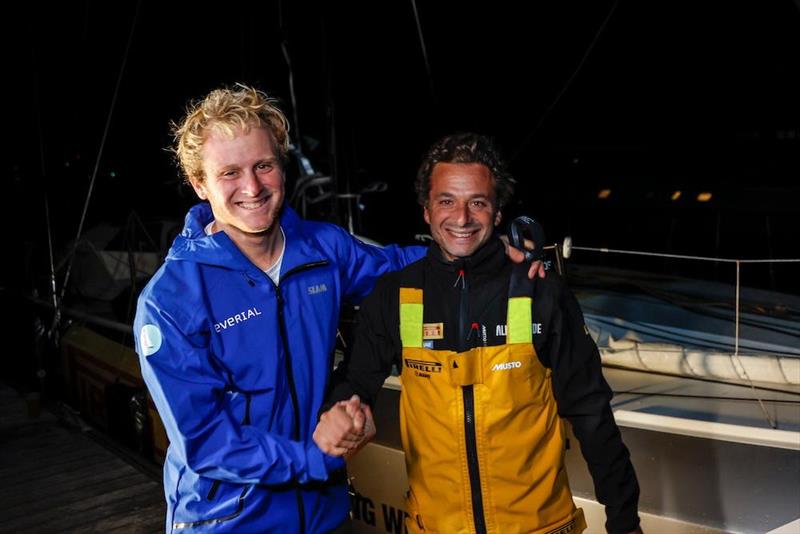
top-left (0, 385), bottom-right (165, 533)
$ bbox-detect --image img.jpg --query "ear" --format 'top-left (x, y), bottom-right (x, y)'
top-left (190, 179), bottom-right (208, 200)
top-left (423, 204), bottom-right (431, 225)
top-left (494, 210), bottom-right (502, 227)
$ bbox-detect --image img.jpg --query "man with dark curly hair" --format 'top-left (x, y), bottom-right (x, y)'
top-left (316, 133), bottom-right (643, 534)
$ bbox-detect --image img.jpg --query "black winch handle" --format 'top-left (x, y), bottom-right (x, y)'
top-left (508, 216), bottom-right (546, 263)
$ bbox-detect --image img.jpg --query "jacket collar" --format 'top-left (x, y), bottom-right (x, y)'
top-left (426, 234), bottom-right (507, 277)
top-left (167, 202), bottom-right (327, 276)
top-left (278, 206), bottom-right (329, 274)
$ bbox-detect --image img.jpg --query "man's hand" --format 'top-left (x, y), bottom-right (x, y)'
top-left (500, 235), bottom-right (546, 279)
top-left (343, 401), bottom-right (375, 458)
top-left (313, 395), bottom-right (376, 458)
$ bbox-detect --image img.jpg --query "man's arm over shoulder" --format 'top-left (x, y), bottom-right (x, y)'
top-left (535, 275), bottom-right (641, 534)
top-left (313, 223), bottom-right (425, 303)
top-left (134, 274), bottom-right (342, 486)
top-left (325, 272), bottom-right (402, 411)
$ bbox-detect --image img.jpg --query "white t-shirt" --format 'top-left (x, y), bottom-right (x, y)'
top-left (204, 221), bottom-right (285, 285)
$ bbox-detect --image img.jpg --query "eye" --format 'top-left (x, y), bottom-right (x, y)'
top-left (222, 169), bottom-right (238, 178)
top-left (470, 200), bottom-right (487, 208)
top-left (438, 199), bottom-right (453, 207)
top-left (256, 162), bottom-right (274, 172)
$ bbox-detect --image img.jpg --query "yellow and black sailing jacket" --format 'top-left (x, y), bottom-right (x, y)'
top-left (328, 237), bottom-right (640, 534)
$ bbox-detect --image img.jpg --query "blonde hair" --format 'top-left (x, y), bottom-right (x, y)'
top-left (172, 84), bottom-right (290, 184)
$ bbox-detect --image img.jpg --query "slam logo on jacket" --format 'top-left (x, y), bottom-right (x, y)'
top-left (214, 307), bottom-right (263, 333)
top-left (308, 283), bottom-right (328, 295)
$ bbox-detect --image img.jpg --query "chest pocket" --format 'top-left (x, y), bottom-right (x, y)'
top-left (401, 291), bottom-right (550, 402)
top-left (491, 296), bottom-right (552, 405)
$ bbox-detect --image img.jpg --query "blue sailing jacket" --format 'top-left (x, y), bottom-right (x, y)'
top-left (134, 203), bottom-right (424, 533)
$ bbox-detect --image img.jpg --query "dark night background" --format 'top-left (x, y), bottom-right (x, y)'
top-left (4, 0), bottom-right (800, 296)
top-left (1, 3), bottom-right (798, 527)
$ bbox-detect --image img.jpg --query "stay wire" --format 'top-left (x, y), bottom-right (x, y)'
top-left (512, 0), bottom-right (619, 161)
top-left (410, 0), bottom-right (435, 101)
top-left (32, 46), bottom-right (59, 318)
top-left (56, 0), bottom-right (142, 323)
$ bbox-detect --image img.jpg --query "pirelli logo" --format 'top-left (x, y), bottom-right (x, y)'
top-left (404, 359), bottom-right (443, 374)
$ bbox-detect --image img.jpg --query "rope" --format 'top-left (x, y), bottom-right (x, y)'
top-left (572, 246), bottom-right (800, 264)
top-left (732, 261), bottom-right (778, 428)
top-left (512, 0), bottom-right (619, 160)
top-left (33, 46), bottom-right (59, 318)
top-left (280, 42), bottom-right (301, 151)
top-left (410, 0), bottom-right (435, 101)
top-left (56, 0), bottom-right (141, 315)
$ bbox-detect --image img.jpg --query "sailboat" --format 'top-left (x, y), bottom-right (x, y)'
top-left (19, 3), bottom-right (799, 533)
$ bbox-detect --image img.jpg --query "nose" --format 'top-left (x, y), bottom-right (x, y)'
top-left (455, 202), bottom-right (471, 226)
top-left (240, 169), bottom-right (263, 197)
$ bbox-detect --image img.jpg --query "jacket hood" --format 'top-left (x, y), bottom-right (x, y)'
top-left (166, 203), bottom-right (244, 268)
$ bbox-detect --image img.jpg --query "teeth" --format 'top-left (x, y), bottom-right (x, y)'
top-left (450, 231), bottom-right (474, 238)
top-left (238, 198), bottom-right (268, 209)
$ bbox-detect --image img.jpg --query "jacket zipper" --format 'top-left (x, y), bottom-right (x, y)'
top-left (173, 487), bottom-right (247, 529)
top-left (457, 269), bottom-right (468, 350)
top-left (207, 480), bottom-right (221, 501)
top-left (463, 386), bottom-right (486, 534)
top-left (457, 268), bottom-right (487, 534)
top-left (206, 390), bottom-right (251, 501)
top-left (269, 260), bottom-right (328, 534)
top-left (242, 392), bottom-right (252, 426)
top-left (203, 389), bottom-right (251, 505)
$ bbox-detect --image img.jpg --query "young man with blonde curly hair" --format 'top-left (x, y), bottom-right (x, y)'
top-left (134, 84), bottom-right (429, 534)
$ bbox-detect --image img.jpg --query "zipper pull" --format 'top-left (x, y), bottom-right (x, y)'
top-left (453, 268), bottom-right (465, 289)
top-left (466, 322), bottom-right (480, 342)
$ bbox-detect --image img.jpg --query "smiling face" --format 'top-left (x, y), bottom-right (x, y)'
top-left (191, 125), bottom-right (285, 243)
top-left (423, 162), bottom-right (501, 261)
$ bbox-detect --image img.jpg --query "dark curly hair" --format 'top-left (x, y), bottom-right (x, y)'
top-left (415, 133), bottom-right (516, 209)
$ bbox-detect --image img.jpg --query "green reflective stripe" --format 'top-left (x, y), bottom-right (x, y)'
top-left (507, 297), bottom-right (532, 344)
top-left (400, 303), bottom-right (424, 347)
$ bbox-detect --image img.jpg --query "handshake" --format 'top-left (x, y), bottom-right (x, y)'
top-left (313, 395), bottom-right (376, 458)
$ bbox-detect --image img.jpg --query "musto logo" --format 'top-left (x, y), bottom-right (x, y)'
top-left (491, 361), bottom-right (522, 371)
top-left (404, 359), bottom-right (442, 379)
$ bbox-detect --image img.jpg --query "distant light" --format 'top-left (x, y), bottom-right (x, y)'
top-left (598, 188), bottom-right (611, 199)
top-left (110, 171), bottom-right (116, 178)
top-left (697, 192), bottom-right (712, 202)
top-left (671, 190), bottom-right (682, 201)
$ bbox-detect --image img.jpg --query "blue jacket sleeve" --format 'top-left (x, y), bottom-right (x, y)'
top-left (333, 230), bottom-right (426, 303)
top-left (134, 295), bottom-right (343, 485)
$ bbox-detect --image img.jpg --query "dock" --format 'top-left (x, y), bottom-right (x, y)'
top-left (0, 385), bottom-right (165, 533)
